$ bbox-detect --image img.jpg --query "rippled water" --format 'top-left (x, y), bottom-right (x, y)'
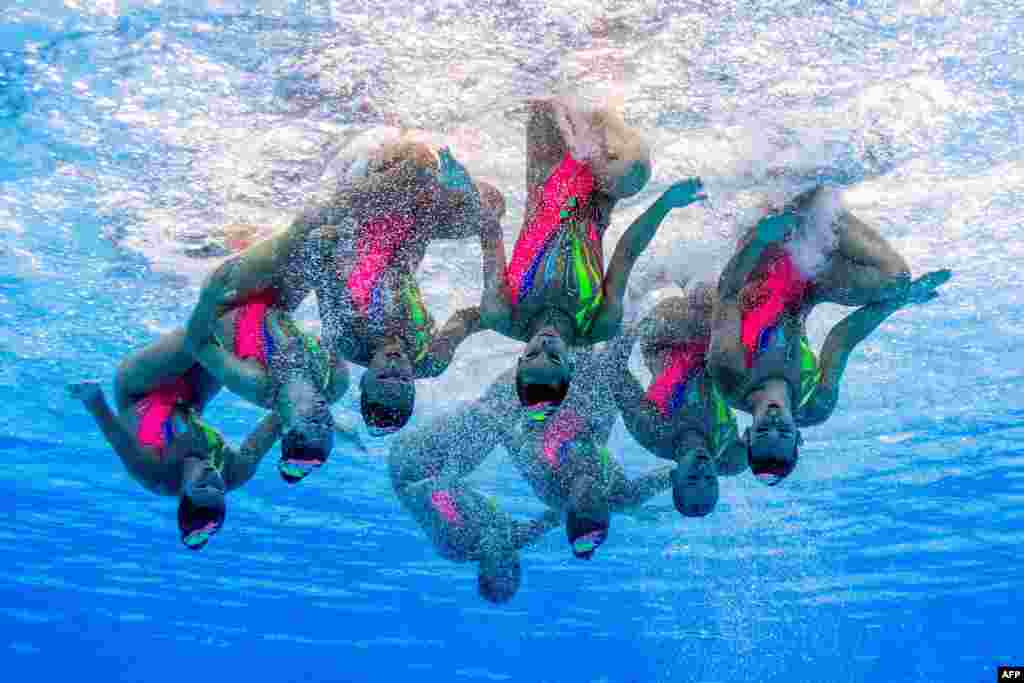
top-left (3, 1), bottom-right (1023, 681)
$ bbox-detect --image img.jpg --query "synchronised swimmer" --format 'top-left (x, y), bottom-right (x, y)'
top-left (69, 96), bottom-right (950, 600)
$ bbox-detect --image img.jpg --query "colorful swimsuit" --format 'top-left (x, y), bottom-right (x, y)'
top-left (645, 339), bottom-right (739, 459)
top-left (505, 153), bottom-right (605, 337)
top-left (343, 214), bottom-right (435, 363)
top-left (233, 290), bottom-right (279, 368)
top-left (739, 251), bottom-right (821, 409)
top-left (135, 373), bottom-right (197, 457)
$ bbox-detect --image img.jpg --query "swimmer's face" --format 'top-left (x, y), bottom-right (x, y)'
top-left (670, 444), bottom-right (719, 517)
top-left (182, 455), bottom-right (226, 509)
top-left (517, 329), bottom-right (572, 391)
top-left (478, 552), bottom-right (522, 604)
top-left (277, 377), bottom-right (333, 439)
top-left (747, 403), bottom-right (801, 486)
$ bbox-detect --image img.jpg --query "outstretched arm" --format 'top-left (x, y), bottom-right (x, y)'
top-left (609, 463), bottom-right (675, 510)
top-left (589, 179), bottom-right (707, 342)
top-left (510, 508), bottom-right (563, 551)
top-left (193, 340), bottom-right (272, 408)
top-left (224, 412), bottom-right (283, 491)
top-left (389, 375), bottom-right (516, 492)
top-left (800, 270), bottom-right (951, 426)
top-left (414, 307), bottom-right (482, 378)
top-left (606, 323), bottom-right (675, 455)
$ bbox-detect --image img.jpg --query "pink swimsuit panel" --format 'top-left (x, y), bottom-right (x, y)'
top-left (346, 214), bottom-right (416, 315)
top-left (740, 251), bottom-right (809, 368)
top-left (505, 153), bottom-right (596, 305)
top-left (645, 338), bottom-right (709, 417)
top-left (135, 374), bottom-right (195, 455)
top-left (233, 290), bottom-right (279, 368)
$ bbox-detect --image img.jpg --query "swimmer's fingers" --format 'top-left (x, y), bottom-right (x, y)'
top-left (905, 269), bottom-right (952, 305)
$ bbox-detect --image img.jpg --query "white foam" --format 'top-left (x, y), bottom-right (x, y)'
top-left (785, 186), bottom-right (843, 279)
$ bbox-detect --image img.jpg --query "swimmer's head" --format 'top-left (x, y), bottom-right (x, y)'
top-left (279, 420), bottom-right (335, 484)
top-left (477, 551), bottom-right (522, 604)
top-left (178, 468), bottom-right (226, 551)
top-left (746, 401), bottom-right (801, 486)
top-left (272, 331), bottom-right (337, 447)
top-left (566, 475), bottom-right (611, 560)
top-left (361, 343), bottom-right (415, 435)
top-left (594, 109), bottom-right (651, 199)
top-left (671, 437), bottom-right (719, 517)
top-left (515, 330), bottom-right (573, 407)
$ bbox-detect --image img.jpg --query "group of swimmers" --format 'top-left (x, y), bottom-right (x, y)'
top-left (69, 97), bottom-right (950, 603)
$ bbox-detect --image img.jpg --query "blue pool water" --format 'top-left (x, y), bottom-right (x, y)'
top-left (3, 2), bottom-right (1023, 681)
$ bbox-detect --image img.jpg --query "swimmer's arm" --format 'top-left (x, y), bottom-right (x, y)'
top-left (224, 412), bottom-right (283, 491)
top-left (324, 357), bottom-right (350, 404)
top-left (798, 299), bottom-right (903, 427)
top-left (606, 324), bottom-right (674, 453)
top-left (510, 508), bottom-right (563, 551)
top-left (414, 307), bottom-right (482, 379)
top-left (193, 341), bottom-right (272, 409)
top-left (589, 182), bottom-right (706, 343)
top-left (611, 464), bottom-right (675, 510)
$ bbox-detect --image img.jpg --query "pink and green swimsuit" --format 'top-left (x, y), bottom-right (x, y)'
top-left (739, 250), bottom-right (821, 409)
top-left (645, 338), bottom-right (739, 459)
top-left (341, 213), bottom-right (435, 364)
top-left (505, 153), bottom-right (605, 337)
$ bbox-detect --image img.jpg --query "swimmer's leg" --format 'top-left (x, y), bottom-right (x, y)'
top-left (67, 380), bottom-right (176, 495)
top-left (114, 330), bottom-right (203, 407)
top-left (812, 211), bottom-right (910, 306)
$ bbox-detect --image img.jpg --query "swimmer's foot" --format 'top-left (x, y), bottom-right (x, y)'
top-left (903, 269), bottom-right (952, 305)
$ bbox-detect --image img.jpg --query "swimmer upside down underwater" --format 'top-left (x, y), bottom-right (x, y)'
top-left (69, 96), bottom-right (951, 602)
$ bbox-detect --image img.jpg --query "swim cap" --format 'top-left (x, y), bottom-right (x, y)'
top-left (278, 425), bottom-right (334, 484)
top-left (515, 376), bottom-right (570, 408)
top-left (566, 510), bottom-right (609, 560)
top-left (178, 494), bottom-right (226, 550)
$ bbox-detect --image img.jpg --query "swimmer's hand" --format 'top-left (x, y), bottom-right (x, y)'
top-left (201, 257), bottom-right (241, 307)
top-left (753, 210), bottom-right (800, 245)
top-left (900, 269), bottom-right (952, 306)
top-left (438, 147), bottom-right (478, 198)
top-left (660, 178), bottom-right (707, 209)
top-left (67, 380), bottom-right (103, 406)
